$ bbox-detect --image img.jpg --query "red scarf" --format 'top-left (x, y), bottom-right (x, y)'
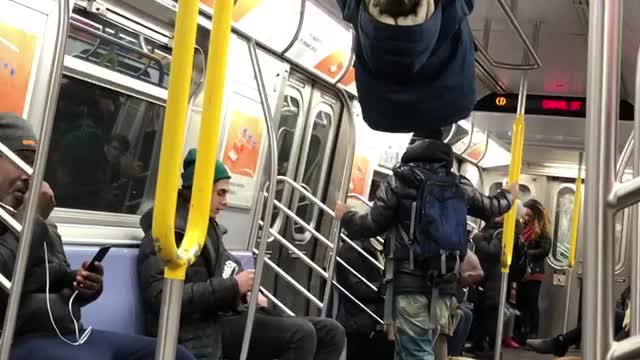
top-left (522, 224), bottom-right (545, 282)
top-left (522, 225), bottom-right (537, 244)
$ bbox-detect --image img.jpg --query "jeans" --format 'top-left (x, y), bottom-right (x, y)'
top-left (10, 329), bottom-right (195, 360)
top-left (220, 311), bottom-right (346, 360)
top-left (447, 305), bottom-right (473, 356)
top-left (393, 295), bottom-right (437, 360)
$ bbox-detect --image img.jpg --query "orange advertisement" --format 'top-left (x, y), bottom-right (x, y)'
top-left (466, 142), bottom-right (487, 161)
top-left (200, 0), bottom-right (263, 22)
top-left (222, 110), bottom-right (264, 179)
top-left (339, 66), bottom-right (355, 86)
top-left (314, 50), bottom-right (346, 79)
top-left (349, 153), bottom-right (371, 197)
top-left (0, 22), bottom-right (38, 116)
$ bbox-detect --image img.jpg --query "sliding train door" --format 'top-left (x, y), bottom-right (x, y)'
top-left (258, 71), bottom-right (342, 315)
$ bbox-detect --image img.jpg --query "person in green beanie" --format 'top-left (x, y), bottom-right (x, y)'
top-left (137, 149), bottom-right (346, 360)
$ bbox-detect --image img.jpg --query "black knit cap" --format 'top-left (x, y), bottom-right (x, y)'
top-left (0, 113), bottom-right (38, 152)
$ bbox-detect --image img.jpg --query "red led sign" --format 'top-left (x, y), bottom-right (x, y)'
top-left (541, 99), bottom-right (584, 112)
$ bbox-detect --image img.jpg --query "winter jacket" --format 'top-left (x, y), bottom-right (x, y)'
top-left (336, 238), bottom-right (385, 334)
top-left (137, 193), bottom-right (241, 360)
top-left (0, 214), bottom-right (99, 337)
top-left (336, 0), bottom-right (476, 133)
top-left (523, 231), bottom-right (551, 280)
top-left (472, 221), bottom-right (518, 307)
top-left (341, 140), bottom-right (514, 296)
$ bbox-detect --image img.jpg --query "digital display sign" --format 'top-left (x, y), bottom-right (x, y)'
top-left (476, 93), bottom-right (634, 120)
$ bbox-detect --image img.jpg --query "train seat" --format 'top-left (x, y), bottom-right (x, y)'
top-left (230, 249), bottom-right (255, 270)
top-left (64, 245), bottom-right (255, 336)
top-left (65, 245), bottom-right (145, 335)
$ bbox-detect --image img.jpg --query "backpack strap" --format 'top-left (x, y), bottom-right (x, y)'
top-left (398, 225), bottom-right (414, 270)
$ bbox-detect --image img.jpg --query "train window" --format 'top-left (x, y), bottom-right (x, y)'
top-left (293, 107), bottom-right (335, 239)
top-left (276, 95), bottom-right (302, 177)
top-left (614, 210), bottom-right (628, 273)
top-left (551, 186), bottom-right (575, 265)
top-left (66, 11), bottom-right (171, 88)
top-left (271, 92), bottom-right (303, 228)
top-left (489, 181), bottom-right (532, 202)
top-left (45, 75), bottom-right (164, 214)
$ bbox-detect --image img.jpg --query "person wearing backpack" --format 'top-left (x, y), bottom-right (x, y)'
top-left (334, 130), bottom-right (517, 360)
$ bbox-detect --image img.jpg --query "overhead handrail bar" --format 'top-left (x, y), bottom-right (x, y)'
top-left (151, 1), bottom-right (233, 359)
top-left (239, 38), bottom-right (279, 360)
top-left (69, 18), bottom-right (166, 83)
top-left (473, 2), bottom-right (542, 70)
top-left (494, 50), bottom-right (529, 360)
top-left (0, 0), bottom-right (68, 357)
top-left (631, 47), bottom-right (640, 337)
top-left (582, 0), bottom-right (624, 358)
top-left (568, 152), bottom-right (584, 270)
top-left (251, 249), bottom-right (323, 308)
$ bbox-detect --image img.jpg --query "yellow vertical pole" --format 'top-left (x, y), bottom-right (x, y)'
top-left (568, 153), bottom-right (583, 270)
top-left (152, 1), bottom-right (235, 359)
top-left (500, 113), bottom-right (526, 272)
top-left (152, 0), bottom-right (201, 274)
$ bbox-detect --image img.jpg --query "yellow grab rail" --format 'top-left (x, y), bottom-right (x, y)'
top-left (501, 113), bottom-right (525, 272)
top-left (568, 154), bottom-right (584, 270)
top-left (152, 0), bottom-right (234, 280)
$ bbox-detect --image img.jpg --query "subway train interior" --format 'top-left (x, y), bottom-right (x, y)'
top-left (1, 0), bottom-right (640, 359)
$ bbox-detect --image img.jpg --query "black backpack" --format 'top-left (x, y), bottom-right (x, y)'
top-left (400, 167), bottom-right (468, 275)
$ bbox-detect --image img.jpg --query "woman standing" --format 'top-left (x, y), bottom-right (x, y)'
top-left (516, 199), bottom-right (552, 343)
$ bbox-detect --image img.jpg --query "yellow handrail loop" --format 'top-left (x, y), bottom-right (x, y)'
top-left (152, 0), bottom-right (234, 280)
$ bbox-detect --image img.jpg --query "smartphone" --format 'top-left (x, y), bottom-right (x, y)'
top-left (85, 246), bottom-right (111, 272)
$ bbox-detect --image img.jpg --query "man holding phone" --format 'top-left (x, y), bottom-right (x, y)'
top-left (0, 113), bottom-right (195, 360)
top-left (137, 150), bottom-right (346, 360)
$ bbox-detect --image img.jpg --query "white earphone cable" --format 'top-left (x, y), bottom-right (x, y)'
top-left (44, 242), bottom-right (92, 346)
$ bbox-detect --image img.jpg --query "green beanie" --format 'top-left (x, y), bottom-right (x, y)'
top-left (181, 149), bottom-right (231, 189)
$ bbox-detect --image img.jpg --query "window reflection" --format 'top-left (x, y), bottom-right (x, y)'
top-left (553, 187), bottom-right (575, 264)
top-left (489, 182), bottom-right (531, 202)
top-left (46, 75), bottom-right (164, 214)
top-left (272, 94), bottom-right (302, 227)
top-left (67, 10), bottom-right (171, 88)
top-left (294, 109), bottom-right (333, 236)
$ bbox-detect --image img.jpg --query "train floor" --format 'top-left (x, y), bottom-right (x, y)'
top-left (499, 348), bottom-right (581, 359)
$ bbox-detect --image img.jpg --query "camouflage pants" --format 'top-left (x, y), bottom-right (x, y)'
top-left (393, 294), bottom-right (459, 360)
